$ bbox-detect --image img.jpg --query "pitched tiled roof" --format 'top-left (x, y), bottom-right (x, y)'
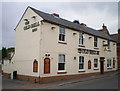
top-left (110, 33), bottom-right (120, 43)
top-left (30, 7), bottom-right (115, 42)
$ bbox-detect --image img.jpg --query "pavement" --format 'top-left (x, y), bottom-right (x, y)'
top-left (2, 71), bottom-right (119, 89)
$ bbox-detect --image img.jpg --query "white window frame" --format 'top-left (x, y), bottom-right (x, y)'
top-left (94, 58), bottom-right (98, 69)
top-left (79, 56), bottom-right (85, 70)
top-left (108, 40), bottom-right (110, 50)
top-left (59, 27), bottom-right (65, 42)
top-left (94, 36), bottom-right (98, 48)
top-left (107, 59), bottom-right (112, 68)
top-left (58, 54), bottom-right (66, 72)
top-left (79, 32), bottom-right (84, 45)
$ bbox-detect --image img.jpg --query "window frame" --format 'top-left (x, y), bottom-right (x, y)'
top-left (94, 36), bottom-right (98, 48)
top-left (107, 59), bottom-right (112, 68)
top-left (79, 56), bottom-right (84, 70)
top-left (94, 58), bottom-right (98, 69)
top-left (58, 54), bottom-right (66, 72)
top-left (108, 40), bottom-right (110, 49)
top-left (79, 32), bottom-right (84, 45)
top-left (59, 26), bottom-right (65, 42)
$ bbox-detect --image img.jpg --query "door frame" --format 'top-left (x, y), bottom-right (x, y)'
top-left (100, 57), bottom-right (105, 74)
top-left (44, 58), bottom-right (50, 74)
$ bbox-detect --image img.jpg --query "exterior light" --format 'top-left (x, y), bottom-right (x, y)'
top-left (48, 54), bottom-right (50, 56)
top-left (113, 43), bottom-right (115, 45)
top-left (74, 57), bottom-right (76, 60)
top-left (73, 33), bottom-right (77, 36)
top-left (32, 16), bottom-right (37, 19)
top-left (24, 19), bottom-right (28, 21)
top-left (89, 37), bottom-right (92, 39)
top-left (45, 54), bottom-right (47, 56)
top-left (51, 27), bottom-right (56, 30)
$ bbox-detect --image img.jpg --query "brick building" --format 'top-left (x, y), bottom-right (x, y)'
top-left (110, 29), bottom-right (120, 69)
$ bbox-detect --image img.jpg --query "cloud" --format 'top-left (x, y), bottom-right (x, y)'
top-left (1, 2), bottom-right (118, 48)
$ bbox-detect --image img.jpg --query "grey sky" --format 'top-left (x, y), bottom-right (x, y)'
top-left (1, 2), bottom-right (119, 48)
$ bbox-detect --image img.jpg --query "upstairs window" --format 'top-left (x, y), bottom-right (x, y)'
top-left (94, 36), bottom-right (98, 47)
top-left (79, 56), bottom-right (84, 70)
top-left (79, 32), bottom-right (84, 45)
top-left (59, 27), bottom-right (65, 41)
top-left (58, 54), bottom-right (65, 71)
top-left (108, 40), bottom-right (110, 49)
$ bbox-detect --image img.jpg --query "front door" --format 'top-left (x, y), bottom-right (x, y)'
top-left (100, 57), bottom-right (105, 74)
top-left (44, 58), bottom-right (50, 74)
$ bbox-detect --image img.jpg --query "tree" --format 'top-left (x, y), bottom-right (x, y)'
top-left (2, 47), bottom-right (7, 60)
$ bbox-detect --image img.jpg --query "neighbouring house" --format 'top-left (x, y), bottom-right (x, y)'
top-left (2, 6), bottom-right (118, 83)
top-left (110, 29), bottom-right (120, 69)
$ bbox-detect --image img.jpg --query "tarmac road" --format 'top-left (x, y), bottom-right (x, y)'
top-left (1, 71), bottom-right (119, 90)
top-left (50, 73), bottom-right (118, 89)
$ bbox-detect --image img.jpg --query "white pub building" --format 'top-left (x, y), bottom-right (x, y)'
top-left (2, 6), bottom-right (117, 83)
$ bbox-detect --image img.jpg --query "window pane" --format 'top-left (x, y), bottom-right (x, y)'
top-left (61, 35), bottom-right (65, 41)
top-left (58, 63), bottom-right (65, 70)
top-left (60, 27), bottom-right (65, 34)
top-left (82, 56), bottom-right (84, 62)
top-left (79, 64), bottom-right (84, 69)
top-left (59, 54), bottom-right (65, 63)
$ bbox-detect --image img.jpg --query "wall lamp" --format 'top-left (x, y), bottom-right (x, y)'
top-left (24, 19), bottom-right (28, 21)
top-left (32, 16), bottom-right (37, 19)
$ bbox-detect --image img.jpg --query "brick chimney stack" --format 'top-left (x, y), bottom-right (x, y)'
top-left (52, 13), bottom-right (59, 17)
top-left (102, 23), bottom-right (109, 35)
top-left (80, 23), bottom-right (87, 26)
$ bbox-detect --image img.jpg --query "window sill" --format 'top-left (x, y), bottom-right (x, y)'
top-left (107, 49), bottom-right (111, 52)
top-left (94, 47), bottom-right (99, 49)
top-left (78, 45), bottom-right (85, 47)
top-left (57, 71), bottom-right (67, 74)
top-left (58, 41), bottom-right (67, 44)
top-left (107, 67), bottom-right (112, 69)
top-left (94, 68), bottom-right (99, 70)
top-left (78, 70), bottom-right (85, 72)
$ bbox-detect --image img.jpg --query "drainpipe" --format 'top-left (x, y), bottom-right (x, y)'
top-left (39, 20), bottom-right (43, 83)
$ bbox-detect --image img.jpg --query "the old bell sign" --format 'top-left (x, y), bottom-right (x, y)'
top-left (24, 21), bottom-right (40, 30)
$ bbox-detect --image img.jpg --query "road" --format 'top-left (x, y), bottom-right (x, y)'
top-left (50, 73), bottom-right (118, 89)
top-left (1, 72), bottom-right (119, 90)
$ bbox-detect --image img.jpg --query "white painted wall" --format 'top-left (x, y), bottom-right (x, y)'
top-left (40, 22), bottom-right (117, 77)
top-left (11, 7), bottom-right (43, 77)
